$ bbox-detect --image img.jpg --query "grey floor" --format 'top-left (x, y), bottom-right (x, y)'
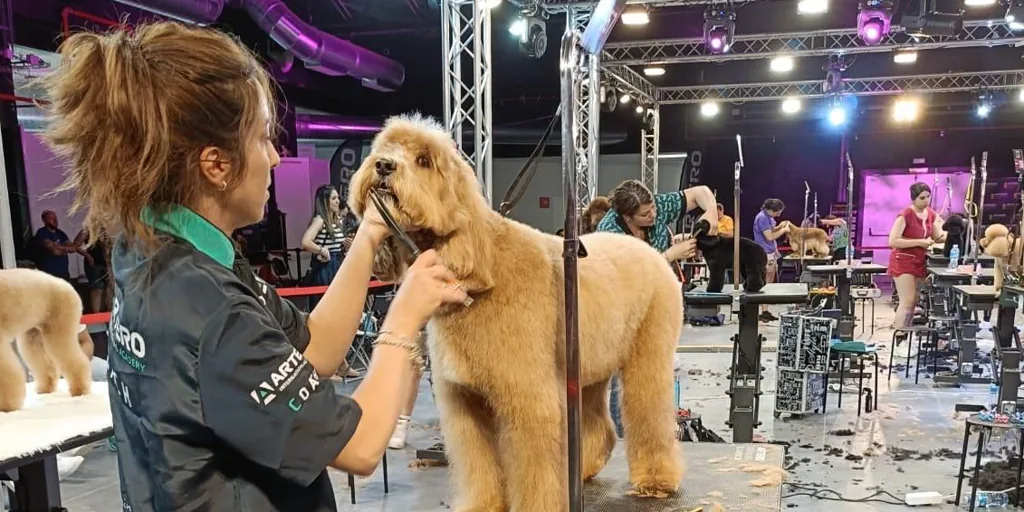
top-left (28, 300), bottom-right (1021, 511)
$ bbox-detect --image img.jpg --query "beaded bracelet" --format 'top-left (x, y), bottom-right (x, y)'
top-left (374, 330), bottom-right (426, 371)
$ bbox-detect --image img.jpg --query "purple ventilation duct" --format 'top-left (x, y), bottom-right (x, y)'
top-left (112, 0), bottom-right (406, 91)
top-left (235, 0), bottom-right (405, 91)
top-left (111, 0), bottom-right (224, 24)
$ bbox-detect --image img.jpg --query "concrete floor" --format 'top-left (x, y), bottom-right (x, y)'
top-left (16, 299), bottom-right (1022, 511)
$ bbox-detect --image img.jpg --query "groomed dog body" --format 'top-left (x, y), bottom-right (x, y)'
top-left (693, 220), bottom-right (767, 293)
top-left (780, 221), bottom-right (831, 258)
top-left (349, 115), bottom-right (683, 511)
top-left (0, 268), bottom-right (91, 412)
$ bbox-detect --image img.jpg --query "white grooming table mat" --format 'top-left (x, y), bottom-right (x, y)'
top-left (0, 381), bottom-right (111, 463)
top-left (584, 443), bottom-right (784, 511)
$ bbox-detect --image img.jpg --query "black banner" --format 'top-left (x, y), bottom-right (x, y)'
top-left (331, 138), bottom-right (367, 204)
top-left (676, 150), bottom-right (703, 234)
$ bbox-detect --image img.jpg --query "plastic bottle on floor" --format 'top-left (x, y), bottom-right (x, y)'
top-left (966, 491), bottom-right (1009, 508)
top-left (948, 244), bottom-right (960, 270)
top-left (989, 383), bottom-right (1000, 412)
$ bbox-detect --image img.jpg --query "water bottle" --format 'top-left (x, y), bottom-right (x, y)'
top-left (989, 383), bottom-right (1000, 412)
top-left (673, 367), bottom-right (682, 410)
top-left (969, 491), bottom-right (1010, 508)
top-left (948, 244), bottom-right (960, 270)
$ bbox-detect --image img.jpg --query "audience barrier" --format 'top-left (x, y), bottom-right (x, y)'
top-left (79, 280), bottom-right (393, 325)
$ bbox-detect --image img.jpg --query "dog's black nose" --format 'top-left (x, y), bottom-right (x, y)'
top-left (375, 158), bottom-right (397, 176)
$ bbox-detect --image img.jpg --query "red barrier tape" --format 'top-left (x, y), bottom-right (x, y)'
top-left (80, 280), bottom-right (393, 325)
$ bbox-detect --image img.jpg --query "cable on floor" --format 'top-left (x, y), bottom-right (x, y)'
top-left (782, 482), bottom-right (905, 506)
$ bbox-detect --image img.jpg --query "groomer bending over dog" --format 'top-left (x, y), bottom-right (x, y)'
top-left (594, 179), bottom-right (719, 437)
top-left (39, 22), bottom-right (467, 511)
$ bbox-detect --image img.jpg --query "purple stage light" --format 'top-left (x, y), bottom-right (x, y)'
top-left (710, 37), bottom-right (723, 49)
top-left (857, 9), bottom-right (891, 45)
top-left (706, 27), bottom-right (730, 53)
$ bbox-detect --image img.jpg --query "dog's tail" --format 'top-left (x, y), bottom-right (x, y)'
top-left (582, 196), bottom-right (611, 234)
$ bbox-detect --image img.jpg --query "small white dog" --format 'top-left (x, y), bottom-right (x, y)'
top-left (0, 269), bottom-right (92, 412)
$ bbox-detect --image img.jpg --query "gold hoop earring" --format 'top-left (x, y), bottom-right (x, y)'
top-left (218, 182), bottom-right (227, 192)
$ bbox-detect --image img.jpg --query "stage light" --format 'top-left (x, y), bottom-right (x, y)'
top-left (621, 9), bottom-right (650, 25)
top-left (509, 18), bottom-right (526, 37)
top-left (1019, 89), bottom-right (1024, 103)
top-left (770, 56), bottom-right (794, 73)
top-left (797, 0), bottom-right (828, 14)
top-left (893, 49), bottom-right (917, 64)
top-left (485, 0), bottom-right (502, 8)
top-left (977, 104), bottom-right (992, 118)
top-left (857, 4), bottom-right (892, 46)
top-left (704, 6), bottom-right (736, 54)
top-left (620, 93), bottom-right (631, 104)
top-left (964, 0), bottom-right (995, 6)
top-left (643, 67), bottom-right (666, 77)
top-left (892, 98), bottom-right (920, 123)
top-left (904, 0), bottom-right (964, 37)
top-left (828, 107), bottom-right (847, 126)
top-left (636, 105), bottom-right (645, 114)
top-left (781, 98), bottom-right (802, 114)
top-left (700, 102), bottom-right (720, 118)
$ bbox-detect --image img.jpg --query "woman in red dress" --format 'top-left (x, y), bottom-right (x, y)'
top-left (888, 182), bottom-right (947, 328)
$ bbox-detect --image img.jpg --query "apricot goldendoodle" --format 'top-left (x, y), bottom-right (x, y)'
top-left (348, 114), bottom-right (683, 511)
top-left (0, 268), bottom-right (92, 412)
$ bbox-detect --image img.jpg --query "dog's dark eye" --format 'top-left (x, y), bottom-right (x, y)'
top-left (416, 155), bottom-right (432, 168)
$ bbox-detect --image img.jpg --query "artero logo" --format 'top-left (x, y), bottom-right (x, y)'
top-left (250, 382), bottom-right (277, 405)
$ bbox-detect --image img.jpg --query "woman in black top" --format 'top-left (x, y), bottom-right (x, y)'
top-left (40, 21), bottom-right (467, 511)
top-left (73, 228), bottom-right (110, 313)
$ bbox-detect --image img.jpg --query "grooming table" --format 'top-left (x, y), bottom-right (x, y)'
top-left (584, 443), bottom-right (784, 511)
top-left (685, 283), bottom-right (810, 443)
top-left (928, 253), bottom-right (995, 268)
top-left (0, 381), bottom-right (113, 511)
top-left (992, 285), bottom-right (1024, 409)
top-left (934, 285), bottom-right (999, 386)
top-left (806, 263), bottom-right (888, 341)
top-left (927, 267), bottom-right (995, 287)
top-left (780, 255), bottom-right (832, 283)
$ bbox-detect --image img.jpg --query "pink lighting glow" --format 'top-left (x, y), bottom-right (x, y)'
top-left (857, 9), bottom-right (891, 46)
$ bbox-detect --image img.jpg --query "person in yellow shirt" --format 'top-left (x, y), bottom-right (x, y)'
top-left (717, 203), bottom-right (734, 238)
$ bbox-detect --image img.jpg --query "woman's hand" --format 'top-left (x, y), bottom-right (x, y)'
top-left (918, 238), bottom-right (935, 249)
top-left (385, 250), bottom-right (469, 333)
top-left (665, 238), bottom-right (697, 262)
top-left (316, 248), bottom-right (330, 262)
top-left (355, 203), bottom-right (391, 247)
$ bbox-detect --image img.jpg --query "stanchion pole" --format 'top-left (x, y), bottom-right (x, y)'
top-left (0, 121), bottom-right (15, 270)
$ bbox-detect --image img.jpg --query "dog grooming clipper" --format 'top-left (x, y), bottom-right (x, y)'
top-left (368, 189), bottom-right (474, 307)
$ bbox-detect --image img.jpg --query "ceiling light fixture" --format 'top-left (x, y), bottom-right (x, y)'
top-left (643, 67), bottom-right (666, 77)
top-left (621, 9), bottom-right (650, 25)
top-left (770, 56), bottom-right (794, 72)
top-left (893, 49), bottom-right (918, 63)
top-left (797, 0), bottom-right (829, 14)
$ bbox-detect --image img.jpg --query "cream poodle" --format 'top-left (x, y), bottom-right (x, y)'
top-left (0, 268), bottom-right (92, 412)
top-left (348, 114), bottom-right (683, 511)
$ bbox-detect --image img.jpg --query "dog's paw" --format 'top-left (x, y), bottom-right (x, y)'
top-left (628, 463), bottom-right (682, 499)
top-left (0, 394), bottom-right (25, 413)
top-left (34, 377), bottom-right (57, 395)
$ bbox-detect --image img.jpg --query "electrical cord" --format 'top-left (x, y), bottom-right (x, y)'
top-left (783, 482), bottom-right (905, 506)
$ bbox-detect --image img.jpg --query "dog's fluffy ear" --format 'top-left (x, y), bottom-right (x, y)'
top-left (373, 238), bottom-right (412, 283)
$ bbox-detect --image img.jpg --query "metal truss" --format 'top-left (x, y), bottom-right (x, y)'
top-left (660, 69), bottom-right (1024, 104)
top-left (565, 7), bottom-right (602, 211)
top-left (604, 20), bottom-right (1024, 65)
top-left (441, 0), bottom-right (494, 206)
top-left (540, 0), bottom-right (758, 11)
top-left (601, 63), bottom-right (659, 105)
top-left (641, 108), bottom-right (660, 192)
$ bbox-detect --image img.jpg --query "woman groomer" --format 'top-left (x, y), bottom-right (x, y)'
top-left (888, 182), bottom-right (946, 329)
top-left (594, 179), bottom-right (719, 437)
top-left (40, 22), bottom-right (467, 511)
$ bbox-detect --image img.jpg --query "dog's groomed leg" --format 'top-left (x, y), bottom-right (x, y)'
top-left (581, 379), bottom-right (616, 480)
top-left (17, 329), bottom-right (57, 395)
top-left (0, 339), bottom-right (27, 412)
top-left (620, 301), bottom-right (683, 498)
top-left (494, 380), bottom-right (566, 512)
top-left (43, 317), bottom-right (92, 397)
top-left (435, 379), bottom-right (506, 512)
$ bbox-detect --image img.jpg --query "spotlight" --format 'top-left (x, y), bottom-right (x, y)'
top-left (513, 15), bottom-right (548, 59)
top-left (620, 93), bottom-right (631, 104)
top-left (964, 0), bottom-right (995, 6)
top-left (893, 49), bottom-right (917, 64)
top-left (823, 54), bottom-right (848, 95)
top-left (857, 1), bottom-right (892, 45)
top-left (601, 86), bottom-right (618, 112)
top-left (797, 0), bottom-right (829, 14)
top-left (977, 104), bottom-right (992, 118)
top-left (976, 89), bottom-right (993, 118)
top-left (828, 106), bottom-right (847, 126)
top-left (904, 0), bottom-right (964, 37)
top-left (700, 102), bottom-right (720, 118)
top-left (892, 97), bottom-right (920, 123)
top-left (1008, 1), bottom-right (1024, 27)
top-left (621, 9), bottom-right (650, 25)
top-left (636, 105), bottom-right (645, 114)
top-left (485, 0), bottom-right (502, 8)
top-left (770, 56), bottom-right (794, 73)
top-left (1019, 89), bottom-right (1024, 103)
top-left (781, 98), bottom-right (802, 114)
top-left (704, 6), bottom-right (736, 54)
top-left (643, 67), bottom-right (666, 77)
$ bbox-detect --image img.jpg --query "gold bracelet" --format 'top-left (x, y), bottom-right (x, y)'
top-left (374, 331), bottom-right (426, 371)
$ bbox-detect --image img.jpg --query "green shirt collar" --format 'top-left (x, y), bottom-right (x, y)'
top-left (141, 205), bottom-right (235, 268)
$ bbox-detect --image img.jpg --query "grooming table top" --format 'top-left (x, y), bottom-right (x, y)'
top-left (0, 381), bottom-right (112, 471)
top-left (584, 442), bottom-right (784, 511)
top-left (805, 263), bottom-right (888, 275)
top-left (928, 253), bottom-right (995, 266)
top-left (684, 283), bottom-right (809, 306)
top-left (781, 255), bottom-right (832, 264)
top-left (928, 267), bottom-right (995, 283)
top-left (952, 285), bottom-right (998, 299)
